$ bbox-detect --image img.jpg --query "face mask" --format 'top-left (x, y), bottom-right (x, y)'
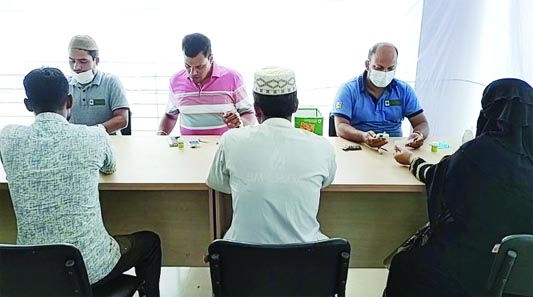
top-left (369, 69), bottom-right (395, 88)
top-left (72, 69), bottom-right (95, 84)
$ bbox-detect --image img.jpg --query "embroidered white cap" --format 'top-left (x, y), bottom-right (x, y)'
top-left (253, 66), bottom-right (297, 95)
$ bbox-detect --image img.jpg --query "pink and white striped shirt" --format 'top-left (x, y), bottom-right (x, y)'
top-left (166, 62), bottom-right (254, 135)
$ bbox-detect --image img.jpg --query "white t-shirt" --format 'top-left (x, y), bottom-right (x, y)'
top-left (207, 118), bottom-right (336, 244)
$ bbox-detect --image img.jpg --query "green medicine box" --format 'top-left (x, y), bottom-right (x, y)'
top-left (294, 108), bottom-right (323, 136)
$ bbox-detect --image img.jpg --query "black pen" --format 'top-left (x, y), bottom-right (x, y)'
top-left (377, 146), bottom-right (388, 154)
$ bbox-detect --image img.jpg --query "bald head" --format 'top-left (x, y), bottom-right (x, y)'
top-left (368, 42), bottom-right (398, 60)
top-left (366, 42), bottom-right (398, 74)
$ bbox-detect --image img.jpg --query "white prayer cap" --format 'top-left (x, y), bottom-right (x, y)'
top-left (253, 66), bottom-right (297, 95)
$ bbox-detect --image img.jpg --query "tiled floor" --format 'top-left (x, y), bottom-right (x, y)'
top-left (131, 267), bottom-right (388, 296)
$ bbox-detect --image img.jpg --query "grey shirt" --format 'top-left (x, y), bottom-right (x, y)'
top-left (68, 70), bottom-right (129, 127)
top-left (0, 113), bottom-right (121, 284)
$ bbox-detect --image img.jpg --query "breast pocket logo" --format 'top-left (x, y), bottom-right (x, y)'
top-left (89, 99), bottom-right (106, 106)
top-left (385, 99), bottom-right (401, 107)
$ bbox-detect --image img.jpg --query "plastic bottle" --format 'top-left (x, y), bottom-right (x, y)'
top-left (430, 142), bottom-right (439, 152)
top-left (177, 138), bottom-right (185, 149)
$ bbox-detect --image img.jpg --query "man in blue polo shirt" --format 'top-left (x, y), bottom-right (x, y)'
top-left (68, 35), bottom-right (129, 134)
top-left (332, 42), bottom-right (429, 148)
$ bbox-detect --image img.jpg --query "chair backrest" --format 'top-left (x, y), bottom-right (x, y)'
top-left (208, 238), bottom-right (351, 297)
top-left (120, 109), bottom-right (132, 135)
top-left (329, 113), bottom-right (337, 137)
top-left (487, 234), bottom-right (533, 297)
top-left (0, 243), bottom-right (93, 297)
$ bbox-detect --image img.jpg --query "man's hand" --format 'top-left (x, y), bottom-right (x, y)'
top-left (364, 131), bottom-right (388, 147)
top-left (393, 145), bottom-right (415, 165)
top-left (223, 111), bottom-right (242, 129)
top-left (406, 131), bottom-right (424, 149)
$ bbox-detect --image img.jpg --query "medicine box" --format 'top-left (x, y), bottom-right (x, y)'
top-left (294, 108), bottom-right (323, 136)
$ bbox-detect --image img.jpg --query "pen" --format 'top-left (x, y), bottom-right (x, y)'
top-left (377, 146), bottom-right (388, 154)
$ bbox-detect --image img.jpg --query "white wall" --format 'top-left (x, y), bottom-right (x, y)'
top-left (416, 0), bottom-right (533, 137)
top-left (1, 0), bottom-right (424, 134)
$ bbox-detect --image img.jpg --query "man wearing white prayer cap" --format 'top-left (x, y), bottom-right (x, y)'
top-left (207, 66), bottom-right (337, 244)
top-left (67, 35), bottom-right (130, 134)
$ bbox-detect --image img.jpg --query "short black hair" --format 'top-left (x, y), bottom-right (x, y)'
top-left (23, 67), bottom-right (69, 112)
top-left (182, 33), bottom-right (212, 58)
top-left (368, 42), bottom-right (398, 60)
top-left (253, 91), bottom-right (298, 119)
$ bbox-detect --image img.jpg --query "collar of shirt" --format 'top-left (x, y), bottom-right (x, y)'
top-left (210, 62), bottom-right (222, 78)
top-left (261, 117), bottom-right (293, 128)
top-left (69, 70), bottom-right (103, 87)
top-left (35, 112), bottom-right (69, 124)
top-left (187, 61), bottom-right (222, 82)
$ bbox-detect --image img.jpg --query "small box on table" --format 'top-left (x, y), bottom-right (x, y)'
top-left (294, 108), bottom-right (323, 136)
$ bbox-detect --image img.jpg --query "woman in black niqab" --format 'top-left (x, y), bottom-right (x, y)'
top-left (385, 78), bottom-right (533, 297)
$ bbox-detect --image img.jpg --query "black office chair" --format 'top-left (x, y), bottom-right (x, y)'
top-left (0, 243), bottom-right (144, 297)
top-left (329, 113), bottom-right (337, 136)
top-left (487, 234), bottom-right (533, 297)
top-left (207, 238), bottom-right (351, 297)
top-left (120, 109), bottom-right (132, 135)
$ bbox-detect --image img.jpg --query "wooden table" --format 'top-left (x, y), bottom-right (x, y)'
top-left (0, 135), bottom-right (458, 267)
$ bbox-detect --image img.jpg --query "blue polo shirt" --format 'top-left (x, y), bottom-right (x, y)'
top-left (332, 72), bottom-right (422, 137)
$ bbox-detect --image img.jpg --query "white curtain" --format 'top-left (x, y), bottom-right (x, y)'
top-left (415, 0), bottom-right (533, 137)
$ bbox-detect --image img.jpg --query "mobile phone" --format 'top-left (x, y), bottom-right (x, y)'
top-left (188, 140), bottom-right (200, 148)
top-left (168, 136), bottom-right (180, 147)
top-left (342, 145), bottom-right (362, 151)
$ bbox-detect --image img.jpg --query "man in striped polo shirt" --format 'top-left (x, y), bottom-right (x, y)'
top-left (157, 33), bottom-right (256, 135)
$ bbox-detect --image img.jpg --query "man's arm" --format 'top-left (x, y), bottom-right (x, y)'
top-left (332, 83), bottom-right (386, 147)
top-left (322, 145), bottom-right (337, 188)
top-left (206, 140), bottom-right (231, 194)
top-left (100, 133), bottom-right (116, 175)
top-left (335, 116), bottom-right (366, 143)
top-left (105, 76), bottom-right (129, 134)
top-left (223, 110), bottom-right (256, 129)
top-left (406, 113), bottom-right (430, 148)
top-left (240, 112), bottom-right (256, 126)
top-left (335, 116), bottom-right (388, 147)
top-left (409, 113), bottom-right (429, 138)
top-left (231, 74), bottom-right (256, 127)
top-left (157, 113), bottom-right (179, 135)
top-left (158, 83), bottom-right (180, 135)
top-left (102, 108), bottom-right (128, 134)
top-left (402, 83), bottom-right (429, 148)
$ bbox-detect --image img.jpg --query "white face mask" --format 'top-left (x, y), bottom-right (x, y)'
top-left (72, 69), bottom-right (95, 84)
top-left (369, 69), bottom-right (395, 88)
